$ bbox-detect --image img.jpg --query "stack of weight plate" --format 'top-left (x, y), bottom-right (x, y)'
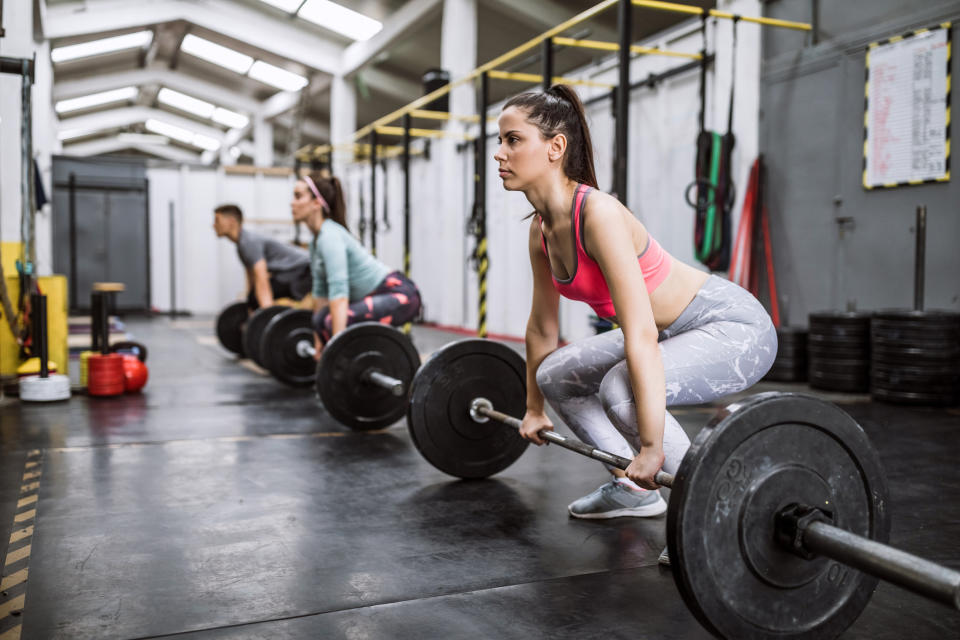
top-left (807, 312), bottom-right (871, 393)
top-left (871, 310), bottom-right (960, 406)
top-left (763, 327), bottom-right (808, 382)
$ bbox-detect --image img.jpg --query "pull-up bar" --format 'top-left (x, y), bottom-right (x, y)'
top-left (553, 36), bottom-right (701, 60)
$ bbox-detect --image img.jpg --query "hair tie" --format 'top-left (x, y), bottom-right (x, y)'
top-left (303, 175), bottom-right (331, 213)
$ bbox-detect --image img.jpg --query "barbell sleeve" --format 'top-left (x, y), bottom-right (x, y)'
top-left (802, 520), bottom-right (960, 610)
top-left (364, 370), bottom-right (405, 396)
top-left (475, 403), bottom-right (674, 488)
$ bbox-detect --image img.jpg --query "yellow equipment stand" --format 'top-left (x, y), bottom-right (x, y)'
top-left (0, 273), bottom-right (70, 378)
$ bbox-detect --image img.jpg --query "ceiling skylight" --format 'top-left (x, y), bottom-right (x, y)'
top-left (51, 31), bottom-right (153, 63)
top-left (248, 61), bottom-right (308, 91)
top-left (180, 34), bottom-right (254, 74)
top-left (212, 107), bottom-right (250, 129)
top-left (55, 87), bottom-right (138, 114)
top-left (299, 0), bottom-right (383, 41)
top-left (157, 88), bottom-right (216, 119)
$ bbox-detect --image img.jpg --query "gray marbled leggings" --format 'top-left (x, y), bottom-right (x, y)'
top-left (535, 275), bottom-right (777, 475)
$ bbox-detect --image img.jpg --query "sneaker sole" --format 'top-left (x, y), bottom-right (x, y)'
top-left (568, 495), bottom-right (667, 520)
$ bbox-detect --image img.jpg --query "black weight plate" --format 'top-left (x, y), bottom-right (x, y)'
top-left (871, 386), bottom-right (959, 406)
top-left (243, 305), bottom-right (289, 368)
top-left (871, 361), bottom-right (960, 377)
top-left (762, 369), bottom-right (807, 383)
top-left (809, 311), bottom-right (872, 325)
top-left (807, 344), bottom-right (869, 359)
top-left (770, 356), bottom-right (808, 370)
top-left (808, 333), bottom-right (870, 347)
top-left (808, 373), bottom-right (870, 391)
top-left (776, 342), bottom-right (808, 355)
top-left (871, 343), bottom-right (960, 361)
top-left (808, 360), bottom-right (869, 377)
top-left (318, 322), bottom-right (421, 430)
top-left (872, 309), bottom-right (960, 327)
top-left (216, 301), bottom-right (249, 356)
top-left (667, 393), bottom-right (889, 640)
top-left (408, 339), bottom-right (529, 479)
top-left (763, 368), bottom-right (807, 382)
top-left (870, 327), bottom-right (960, 345)
top-left (109, 340), bottom-right (148, 362)
top-left (260, 309), bottom-right (316, 387)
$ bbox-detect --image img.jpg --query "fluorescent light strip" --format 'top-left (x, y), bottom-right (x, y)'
top-left (52, 31), bottom-right (153, 63)
top-left (55, 87), bottom-right (138, 114)
top-left (145, 118), bottom-right (222, 150)
top-left (192, 134), bottom-right (222, 151)
top-left (180, 34), bottom-right (254, 74)
top-left (212, 107), bottom-right (249, 129)
top-left (158, 88), bottom-right (216, 119)
top-left (298, 0), bottom-right (382, 42)
top-left (118, 133), bottom-right (170, 145)
top-left (248, 60), bottom-right (308, 91)
top-left (145, 118), bottom-right (195, 144)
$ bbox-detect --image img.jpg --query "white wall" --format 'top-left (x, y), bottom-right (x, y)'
top-left (147, 167), bottom-right (297, 314)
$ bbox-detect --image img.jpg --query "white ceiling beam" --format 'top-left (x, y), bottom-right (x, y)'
top-left (358, 67), bottom-right (420, 104)
top-left (273, 114), bottom-right (328, 141)
top-left (260, 75), bottom-right (333, 120)
top-left (341, 0), bottom-right (443, 77)
top-left (59, 106), bottom-right (228, 141)
top-left (61, 136), bottom-right (201, 163)
top-left (54, 66), bottom-right (261, 114)
top-left (46, 0), bottom-right (344, 75)
top-left (482, 0), bottom-right (614, 39)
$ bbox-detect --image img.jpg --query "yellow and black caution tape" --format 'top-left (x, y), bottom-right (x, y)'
top-left (1, 449), bottom-right (43, 640)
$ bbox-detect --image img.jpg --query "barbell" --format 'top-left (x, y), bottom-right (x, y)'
top-left (258, 313), bottom-right (420, 429)
top-left (406, 338), bottom-right (960, 640)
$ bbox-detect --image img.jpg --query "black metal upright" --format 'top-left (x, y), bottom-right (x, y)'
top-left (541, 38), bottom-right (554, 91)
top-left (614, 0), bottom-right (632, 204)
top-left (31, 293), bottom-right (49, 378)
top-left (475, 71), bottom-right (489, 338)
top-left (370, 131), bottom-right (378, 256)
top-left (402, 114), bottom-right (412, 278)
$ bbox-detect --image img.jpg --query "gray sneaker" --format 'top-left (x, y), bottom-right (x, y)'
top-left (567, 480), bottom-right (667, 519)
top-left (658, 546), bottom-right (670, 566)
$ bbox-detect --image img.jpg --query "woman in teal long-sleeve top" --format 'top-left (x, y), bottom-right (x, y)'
top-left (290, 172), bottom-right (421, 358)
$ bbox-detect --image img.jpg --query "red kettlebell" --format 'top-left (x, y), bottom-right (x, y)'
top-left (121, 354), bottom-right (149, 393)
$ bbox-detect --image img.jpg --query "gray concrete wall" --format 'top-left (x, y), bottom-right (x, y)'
top-left (760, 0), bottom-right (960, 324)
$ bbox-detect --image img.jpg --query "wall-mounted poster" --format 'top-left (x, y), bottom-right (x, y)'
top-left (863, 22), bottom-right (951, 189)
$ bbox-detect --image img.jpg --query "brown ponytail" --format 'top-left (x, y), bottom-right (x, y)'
top-left (503, 84), bottom-right (598, 188)
top-left (307, 171), bottom-right (349, 232)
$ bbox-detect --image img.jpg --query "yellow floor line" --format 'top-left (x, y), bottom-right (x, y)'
top-left (15, 495), bottom-right (37, 509)
top-left (0, 625), bottom-right (22, 640)
top-left (0, 595), bottom-right (25, 618)
top-left (12, 511), bottom-right (34, 524)
top-left (9, 527), bottom-right (33, 544)
top-left (4, 546), bottom-right (31, 567)
top-left (19, 482), bottom-right (39, 493)
top-left (0, 569), bottom-right (28, 591)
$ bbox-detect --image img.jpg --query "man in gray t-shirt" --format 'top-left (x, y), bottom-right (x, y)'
top-left (214, 204), bottom-right (311, 308)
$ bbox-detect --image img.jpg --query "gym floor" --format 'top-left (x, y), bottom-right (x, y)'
top-left (1, 318), bottom-right (958, 640)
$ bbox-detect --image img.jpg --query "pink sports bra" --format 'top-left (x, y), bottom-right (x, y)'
top-left (539, 183), bottom-right (671, 319)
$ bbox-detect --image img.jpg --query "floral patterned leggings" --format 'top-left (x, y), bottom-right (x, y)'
top-left (312, 271), bottom-right (421, 343)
